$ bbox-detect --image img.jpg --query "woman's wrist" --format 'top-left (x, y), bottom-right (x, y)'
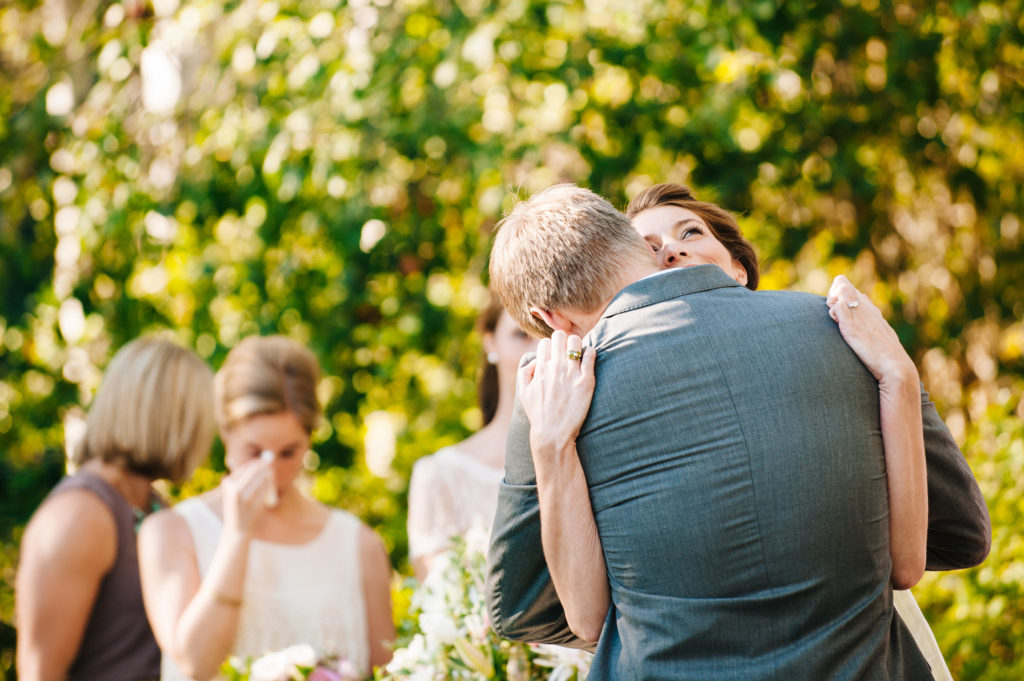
top-left (877, 358), bottom-right (919, 394)
top-left (530, 434), bottom-right (578, 464)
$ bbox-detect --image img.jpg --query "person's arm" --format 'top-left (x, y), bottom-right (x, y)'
top-left (16, 490), bottom-right (116, 681)
top-left (485, 355), bottom-right (591, 649)
top-left (358, 525), bottom-right (395, 671)
top-left (138, 460), bottom-right (273, 681)
top-left (920, 388), bottom-right (991, 570)
top-left (827, 276), bottom-right (927, 589)
top-left (517, 332), bottom-right (608, 641)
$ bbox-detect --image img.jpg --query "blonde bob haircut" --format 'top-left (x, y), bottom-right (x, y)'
top-left (489, 184), bottom-right (654, 338)
top-left (76, 337), bottom-right (215, 482)
top-left (215, 335), bottom-right (321, 434)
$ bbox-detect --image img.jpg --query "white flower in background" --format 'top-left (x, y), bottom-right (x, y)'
top-left (248, 644), bottom-right (319, 681)
top-left (462, 521), bottom-right (491, 558)
top-left (248, 651), bottom-right (292, 681)
top-left (533, 644), bottom-right (593, 681)
top-left (382, 536), bottom-right (592, 681)
top-left (418, 611), bottom-right (458, 645)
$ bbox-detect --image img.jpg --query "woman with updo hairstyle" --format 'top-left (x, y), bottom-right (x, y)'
top-left (406, 296), bottom-right (538, 580)
top-left (16, 337), bottom-right (215, 681)
top-left (139, 336), bottom-right (394, 681)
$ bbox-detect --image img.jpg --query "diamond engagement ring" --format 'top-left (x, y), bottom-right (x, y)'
top-left (847, 300), bottom-right (860, 309)
top-left (566, 349), bottom-right (583, 361)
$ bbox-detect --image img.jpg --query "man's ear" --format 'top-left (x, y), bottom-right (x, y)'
top-left (529, 306), bottom-right (575, 334)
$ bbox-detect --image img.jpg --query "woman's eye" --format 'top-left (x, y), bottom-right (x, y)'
top-left (680, 226), bottom-right (703, 239)
top-left (645, 239), bottom-right (660, 252)
top-left (280, 449), bottom-right (295, 459)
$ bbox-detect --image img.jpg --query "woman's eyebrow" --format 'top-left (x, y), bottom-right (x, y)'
top-left (675, 219), bottom-right (704, 230)
top-left (244, 438), bottom-right (304, 450)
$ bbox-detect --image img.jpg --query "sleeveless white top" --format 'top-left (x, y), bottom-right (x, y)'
top-left (161, 498), bottom-right (368, 680)
top-left (406, 446), bottom-right (504, 561)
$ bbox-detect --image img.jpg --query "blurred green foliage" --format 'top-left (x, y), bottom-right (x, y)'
top-left (1, 0), bottom-right (1022, 678)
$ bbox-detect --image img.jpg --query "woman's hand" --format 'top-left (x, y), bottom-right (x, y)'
top-left (517, 330), bottom-right (596, 454)
top-left (826, 275), bottom-right (917, 384)
top-left (220, 459), bottom-right (275, 536)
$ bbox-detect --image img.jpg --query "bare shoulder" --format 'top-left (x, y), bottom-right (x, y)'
top-left (20, 488), bottom-right (116, 572)
top-left (409, 448), bottom-right (442, 479)
top-left (357, 523), bottom-right (389, 565)
top-left (139, 506), bottom-right (189, 544)
top-left (24, 489), bottom-right (115, 550)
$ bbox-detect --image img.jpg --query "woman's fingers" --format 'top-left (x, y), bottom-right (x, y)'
top-left (565, 334), bottom-right (583, 373)
top-left (549, 330), bottom-right (567, 372)
top-left (536, 336), bottom-right (551, 364)
top-left (580, 347), bottom-right (596, 382)
top-left (225, 459), bottom-right (275, 513)
top-left (517, 357), bottom-right (537, 397)
top-left (826, 274), bottom-right (855, 306)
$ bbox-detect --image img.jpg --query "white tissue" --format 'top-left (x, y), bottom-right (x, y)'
top-left (260, 449), bottom-right (278, 507)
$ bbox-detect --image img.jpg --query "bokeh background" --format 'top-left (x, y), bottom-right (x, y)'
top-left (1, 0), bottom-right (1022, 678)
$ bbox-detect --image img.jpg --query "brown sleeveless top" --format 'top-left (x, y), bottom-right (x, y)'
top-left (49, 471), bottom-right (164, 681)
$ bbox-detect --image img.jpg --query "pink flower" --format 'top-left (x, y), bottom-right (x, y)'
top-left (307, 667), bottom-right (342, 681)
top-left (307, 659), bottom-right (361, 681)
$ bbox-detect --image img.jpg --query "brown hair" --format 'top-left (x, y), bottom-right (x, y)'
top-left (77, 337), bottom-right (215, 482)
top-left (475, 296), bottom-right (504, 426)
top-left (625, 183), bottom-right (760, 290)
top-left (215, 335), bottom-right (321, 434)
top-left (489, 184), bottom-right (654, 338)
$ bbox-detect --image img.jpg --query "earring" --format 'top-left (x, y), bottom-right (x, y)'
top-left (487, 351), bottom-right (499, 364)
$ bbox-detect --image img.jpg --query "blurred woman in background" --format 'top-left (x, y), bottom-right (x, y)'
top-left (407, 297), bottom-right (537, 580)
top-left (16, 337), bottom-right (215, 681)
top-left (140, 335), bottom-right (394, 681)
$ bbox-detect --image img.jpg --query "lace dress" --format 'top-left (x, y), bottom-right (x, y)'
top-left (161, 499), bottom-right (368, 681)
top-left (407, 446), bottom-right (504, 562)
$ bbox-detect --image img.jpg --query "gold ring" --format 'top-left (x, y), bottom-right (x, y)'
top-left (566, 349), bottom-right (582, 361)
top-left (847, 300), bottom-right (859, 309)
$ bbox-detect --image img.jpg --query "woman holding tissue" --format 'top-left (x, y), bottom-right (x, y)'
top-left (139, 336), bottom-right (394, 681)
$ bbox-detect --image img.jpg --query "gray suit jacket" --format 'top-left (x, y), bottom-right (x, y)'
top-left (486, 266), bottom-right (990, 680)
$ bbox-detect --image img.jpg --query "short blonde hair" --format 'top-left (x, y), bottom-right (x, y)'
top-left (489, 184), bottom-right (654, 338)
top-left (215, 335), bottom-right (321, 434)
top-left (77, 337), bottom-right (215, 482)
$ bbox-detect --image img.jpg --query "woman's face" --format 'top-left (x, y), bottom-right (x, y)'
top-left (632, 205), bottom-right (748, 286)
top-left (223, 410), bottom-right (310, 497)
top-left (484, 311), bottom-right (538, 386)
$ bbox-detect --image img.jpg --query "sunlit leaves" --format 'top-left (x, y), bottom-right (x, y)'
top-left (1, 1), bottom-right (1023, 676)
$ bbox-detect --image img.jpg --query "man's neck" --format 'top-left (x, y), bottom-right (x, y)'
top-left (573, 261), bottom-right (660, 334)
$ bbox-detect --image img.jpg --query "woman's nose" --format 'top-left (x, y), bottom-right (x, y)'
top-left (659, 242), bottom-right (687, 268)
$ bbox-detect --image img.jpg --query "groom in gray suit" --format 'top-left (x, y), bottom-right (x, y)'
top-left (484, 185), bottom-right (989, 680)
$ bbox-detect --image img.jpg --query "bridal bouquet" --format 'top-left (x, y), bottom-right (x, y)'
top-left (380, 525), bottom-right (591, 681)
top-left (222, 644), bottom-right (362, 681)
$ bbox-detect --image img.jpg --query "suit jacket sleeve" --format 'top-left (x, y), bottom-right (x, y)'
top-left (921, 385), bottom-right (991, 570)
top-left (485, 359), bottom-right (592, 649)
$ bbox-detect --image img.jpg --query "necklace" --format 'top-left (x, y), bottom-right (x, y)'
top-left (133, 499), bottom-right (164, 534)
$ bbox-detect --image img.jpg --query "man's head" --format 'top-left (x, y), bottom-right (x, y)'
top-left (489, 184), bottom-right (657, 338)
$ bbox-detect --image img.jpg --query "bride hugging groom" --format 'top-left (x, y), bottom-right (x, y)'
top-left (484, 184), bottom-right (990, 680)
